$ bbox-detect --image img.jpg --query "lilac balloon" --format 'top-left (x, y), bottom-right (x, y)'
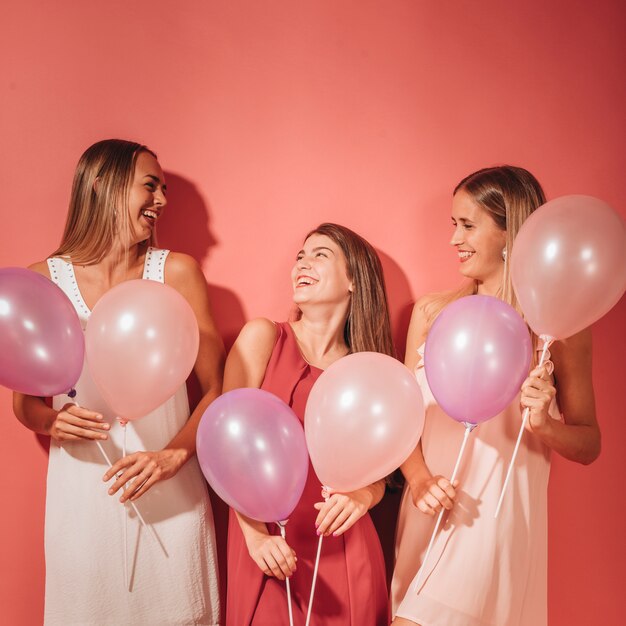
top-left (0, 267), bottom-right (84, 396)
top-left (424, 295), bottom-right (532, 424)
top-left (196, 388), bottom-right (309, 522)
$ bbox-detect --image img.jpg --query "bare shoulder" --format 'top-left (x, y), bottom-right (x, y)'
top-left (27, 260), bottom-right (51, 278)
top-left (405, 292), bottom-right (443, 365)
top-left (236, 318), bottom-right (278, 353)
top-left (409, 291), bottom-right (451, 333)
top-left (224, 318), bottom-right (278, 390)
top-left (163, 251), bottom-right (203, 286)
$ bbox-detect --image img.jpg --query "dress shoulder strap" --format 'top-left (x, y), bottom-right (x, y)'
top-left (46, 256), bottom-right (91, 321)
top-left (142, 247), bottom-right (170, 283)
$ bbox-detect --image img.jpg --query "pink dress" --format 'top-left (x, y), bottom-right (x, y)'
top-left (226, 322), bottom-right (389, 625)
top-left (391, 345), bottom-right (554, 626)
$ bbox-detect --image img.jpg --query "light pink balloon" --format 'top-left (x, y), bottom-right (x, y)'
top-left (304, 352), bottom-right (424, 493)
top-left (85, 280), bottom-right (199, 420)
top-left (511, 195), bottom-right (626, 339)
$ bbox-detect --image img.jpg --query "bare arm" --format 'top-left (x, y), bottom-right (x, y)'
top-left (523, 328), bottom-right (600, 464)
top-left (222, 318), bottom-right (299, 580)
top-left (400, 296), bottom-right (457, 516)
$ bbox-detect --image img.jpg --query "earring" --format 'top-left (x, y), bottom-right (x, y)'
top-left (501, 248), bottom-right (507, 262)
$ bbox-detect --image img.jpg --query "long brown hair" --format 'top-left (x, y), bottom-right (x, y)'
top-left (424, 165), bottom-right (546, 329)
top-left (298, 223), bottom-right (395, 357)
top-left (51, 139), bottom-right (157, 264)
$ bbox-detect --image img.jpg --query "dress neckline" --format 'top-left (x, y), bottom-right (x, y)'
top-left (284, 322), bottom-right (326, 372)
top-left (59, 250), bottom-right (154, 315)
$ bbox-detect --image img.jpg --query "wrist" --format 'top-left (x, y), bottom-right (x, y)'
top-left (164, 447), bottom-right (190, 471)
top-left (408, 471), bottom-right (432, 500)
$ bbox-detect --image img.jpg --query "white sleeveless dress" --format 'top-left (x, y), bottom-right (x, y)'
top-left (44, 248), bottom-right (220, 626)
top-left (391, 345), bottom-right (555, 626)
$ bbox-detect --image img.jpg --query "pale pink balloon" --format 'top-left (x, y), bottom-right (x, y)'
top-left (511, 195), bottom-right (626, 340)
top-left (85, 280), bottom-right (199, 420)
top-left (304, 352), bottom-right (424, 493)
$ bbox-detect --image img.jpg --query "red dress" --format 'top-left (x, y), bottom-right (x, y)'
top-left (226, 322), bottom-right (389, 625)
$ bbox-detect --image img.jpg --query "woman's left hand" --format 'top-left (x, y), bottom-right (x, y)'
top-left (313, 488), bottom-right (372, 537)
top-left (103, 449), bottom-right (187, 503)
top-left (521, 362), bottom-right (557, 434)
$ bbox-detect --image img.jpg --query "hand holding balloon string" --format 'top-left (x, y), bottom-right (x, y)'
top-left (314, 484), bottom-right (381, 537)
top-left (103, 447), bottom-right (188, 503)
top-left (413, 475), bottom-right (460, 517)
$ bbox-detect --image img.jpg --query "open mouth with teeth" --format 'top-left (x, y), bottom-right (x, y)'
top-left (458, 251), bottom-right (475, 261)
top-left (296, 276), bottom-right (318, 288)
top-left (141, 209), bottom-right (159, 223)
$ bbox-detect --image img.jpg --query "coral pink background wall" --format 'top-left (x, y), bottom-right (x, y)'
top-left (1, 1), bottom-right (624, 624)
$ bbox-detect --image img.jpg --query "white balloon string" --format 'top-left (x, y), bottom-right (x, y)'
top-left (278, 522), bottom-right (294, 626)
top-left (494, 335), bottom-right (554, 518)
top-left (305, 533), bottom-right (324, 626)
top-left (305, 485), bottom-right (330, 626)
top-left (122, 421), bottom-right (129, 591)
top-left (67, 398), bottom-right (152, 534)
top-left (414, 422), bottom-right (474, 591)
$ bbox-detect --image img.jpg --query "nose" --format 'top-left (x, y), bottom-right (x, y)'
top-left (296, 255), bottom-right (312, 270)
top-left (155, 187), bottom-right (167, 208)
top-left (450, 224), bottom-right (463, 246)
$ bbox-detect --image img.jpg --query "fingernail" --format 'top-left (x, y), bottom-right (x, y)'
top-left (332, 532), bottom-right (338, 537)
top-left (108, 488), bottom-right (114, 495)
top-left (314, 522), bottom-right (319, 528)
top-left (316, 529), bottom-right (321, 536)
top-left (103, 424), bottom-right (110, 430)
top-left (100, 434), bottom-right (107, 440)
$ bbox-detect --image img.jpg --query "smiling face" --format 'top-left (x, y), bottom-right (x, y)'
top-left (451, 189), bottom-right (507, 286)
top-left (291, 233), bottom-right (353, 308)
top-left (127, 151), bottom-right (167, 244)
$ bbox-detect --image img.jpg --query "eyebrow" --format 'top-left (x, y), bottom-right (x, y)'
top-left (297, 246), bottom-right (335, 256)
top-left (144, 174), bottom-right (167, 191)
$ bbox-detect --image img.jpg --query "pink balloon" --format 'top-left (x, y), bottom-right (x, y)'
top-left (511, 195), bottom-right (626, 339)
top-left (0, 268), bottom-right (84, 396)
top-left (424, 295), bottom-right (532, 424)
top-left (196, 388), bottom-right (309, 522)
top-left (305, 352), bottom-right (424, 493)
top-left (85, 280), bottom-right (199, 420)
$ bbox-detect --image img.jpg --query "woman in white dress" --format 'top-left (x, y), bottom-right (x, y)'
top-left (13, 139), bottom-right (223, 625)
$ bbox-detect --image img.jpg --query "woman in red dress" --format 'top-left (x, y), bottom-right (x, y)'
top-left (224, 223), bottom-right (392, 625)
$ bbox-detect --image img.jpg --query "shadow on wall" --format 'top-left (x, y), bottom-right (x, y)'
top-left (372, 248), bottom-right (415, 587)
top-left (157, 172), bottom-right (247, 615)
top-left (377, 248), bottom-right (414, 361)
top-left (158, 171), bottom-right (247, 351)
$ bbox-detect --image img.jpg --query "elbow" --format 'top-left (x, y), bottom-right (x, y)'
top-left (579, 431), bottom-right (601, 466)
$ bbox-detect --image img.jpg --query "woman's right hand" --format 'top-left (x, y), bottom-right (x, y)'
top-left (48, 403), bottom-right (110, 442)
top-left (412, 475), bottom-right (458, 516)
top-left (245, 529), bottom-right (297, 580)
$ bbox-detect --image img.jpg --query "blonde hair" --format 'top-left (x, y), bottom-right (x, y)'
top-left (51, 139), bottom-right (157, 265)
top-left (423, 165), bottom-right (546, 358)
top-left (296, 223), bottom-right (395, 357)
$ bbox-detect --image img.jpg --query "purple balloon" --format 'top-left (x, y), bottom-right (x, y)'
top-left (0, 267), bottom-right (84, 396)
top-left (424, 295), bottom-right (532, 424)
top-left (196, 388), bottom-right (309, 522)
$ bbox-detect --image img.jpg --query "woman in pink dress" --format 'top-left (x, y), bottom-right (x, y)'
top-left (224, 223), bottom-right (391, 625)
top-left (391, 166), bottom-right (601, 626)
